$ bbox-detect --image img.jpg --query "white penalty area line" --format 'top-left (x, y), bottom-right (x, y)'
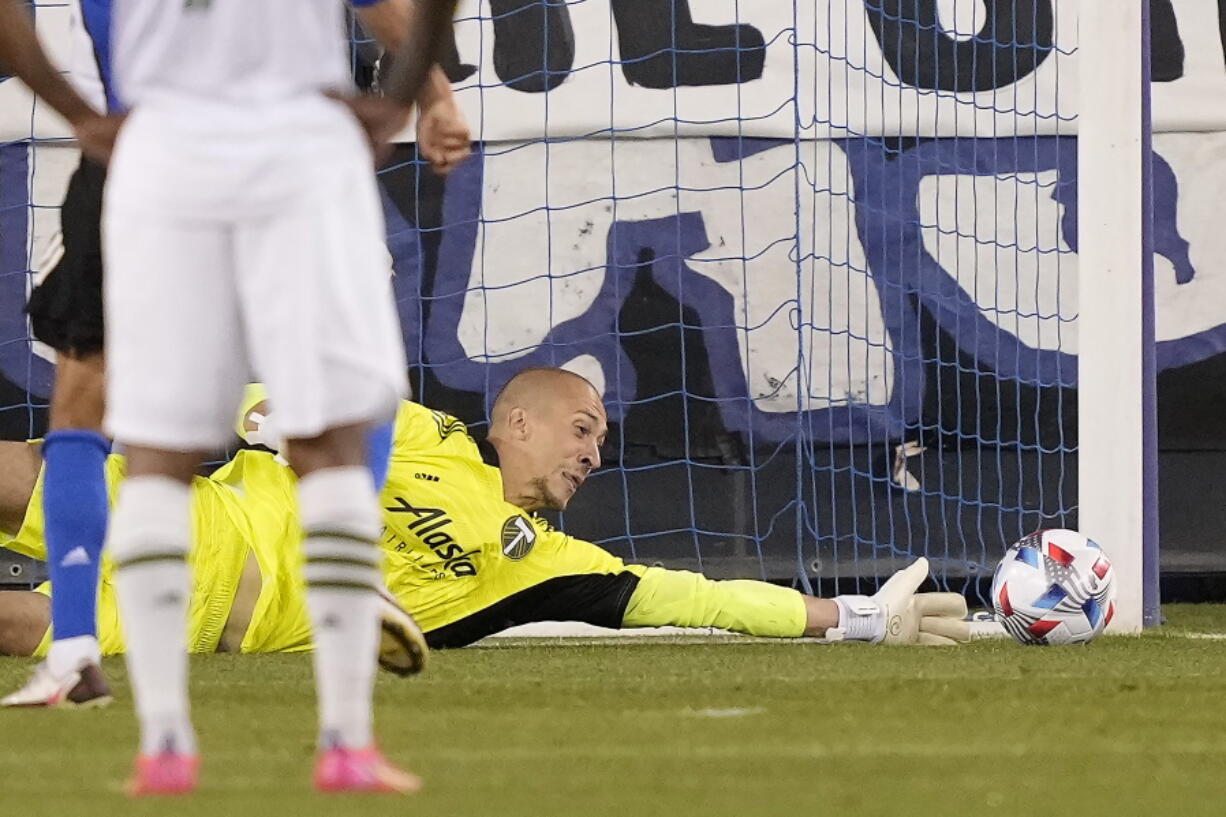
top-left (482, 622), bottom-right (827, 645)
top-left (485, 623), bottom-right (1226, 644)
top-left (489, 623), bottom-right (740, 640)
top-left (1170, 631), bottom-right (1226, 640)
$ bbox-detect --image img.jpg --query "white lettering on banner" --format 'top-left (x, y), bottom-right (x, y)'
top-left (9, 130), bottom-right (1226, 440)
top-left (6, 3), bottom-right (1226, 442)
top-left (914, 131), bottom-right (1226, 358)
top-left (919, 170), bottom-right (1078, 355)
top-left (459, 138), bottom-right (894, 414)
top-left (1151, 133), bottom-right (1226, 342)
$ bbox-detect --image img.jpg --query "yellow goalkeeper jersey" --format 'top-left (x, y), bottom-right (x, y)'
top-left (226, 399), bottom-right (646, 646)
top-left (4, 401), bottom-right (645, 654)
top-left (6, 444), bottom-right (254, 656)
top-left (378, 402), bottom-right (645, 644)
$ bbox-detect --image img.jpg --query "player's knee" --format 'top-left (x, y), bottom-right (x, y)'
top-left (0, 592), bottom-right (50, 657)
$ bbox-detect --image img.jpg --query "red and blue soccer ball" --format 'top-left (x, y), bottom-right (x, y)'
top-left (991, 529), bottom-right (1117, 646)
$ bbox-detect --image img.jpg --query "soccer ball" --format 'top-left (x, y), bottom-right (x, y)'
top-left (990, 529), bottom-right (1117, 645)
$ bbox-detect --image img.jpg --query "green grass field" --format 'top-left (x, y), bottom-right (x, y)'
top-left (2, 604), bottom-right (1225, 817)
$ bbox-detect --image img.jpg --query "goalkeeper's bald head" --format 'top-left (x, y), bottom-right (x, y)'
top-left (489, 368), bottom-right (607, 512)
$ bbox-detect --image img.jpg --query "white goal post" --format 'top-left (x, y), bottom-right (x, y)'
top-left (1077, 0), bottom-right (1160, 632)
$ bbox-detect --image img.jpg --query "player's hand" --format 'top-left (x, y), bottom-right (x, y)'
top-left (873, 560), bottom-right (969, 645)
top-left (912, 592), bottom-right (971, 645)
top-left (331, 92), bottom-right (414, 166)
top-left (72, 113), bottom-right (126, 165)
top-left (828, 558), bottom-right (972, 645)
top-left (870, 557), bottom-right (929, 644)
top-left (416, 92), bottom-right (470, 175)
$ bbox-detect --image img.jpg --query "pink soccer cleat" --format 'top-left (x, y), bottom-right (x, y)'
top-left (313, 746), bottom-right (422, 794)
top-left (125, 751), bottom-right (199, 797)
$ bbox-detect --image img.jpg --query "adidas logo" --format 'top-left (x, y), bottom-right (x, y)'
top-left (60, 547), bottom-right (91, 568)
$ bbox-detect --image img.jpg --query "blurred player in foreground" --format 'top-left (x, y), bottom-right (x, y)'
top-left (0, 368), bottom-right (974, 663)
top-left (81, 0), bottom-right (460, 796)
top-left (0, 0), bottom-right (467, 713)
top-left (0, 0), bottom-right (126, 712)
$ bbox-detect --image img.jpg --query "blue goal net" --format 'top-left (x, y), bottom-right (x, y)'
top-left (371, 0), bottom-right (1080, 601)
top-left (4, 1), bottom-right (1158, 604)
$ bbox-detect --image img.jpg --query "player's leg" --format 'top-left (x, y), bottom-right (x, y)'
top-left (0, 587), bottom-right (111, 707)
top-left (38, 355), bottom-right (108, 665)
top-left (284, 424), bottom-right (389, 747)
top-left (284, 426), bottom-right (422, 794)
top-left (0, 590), bottom-right (49, 657)
top-left (366, 420), bottom-right (395, 491)
top-left (0, 441), bottom-right (42, 538)
top-left (103, 151), bottom-right (249, 793)
top-left (235, 117), bottom-right (416, 792)
top-left (3, 157), bottom-right (112, 708)
top-left (0, 360), bottom-right (113, 707)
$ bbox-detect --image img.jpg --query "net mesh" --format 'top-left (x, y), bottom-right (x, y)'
top-left (1, 0), bottom-right (1082, 601)
top-left (381, 1), bottom-right (1079, 601)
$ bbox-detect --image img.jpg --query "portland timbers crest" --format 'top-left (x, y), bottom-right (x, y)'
top-left (500, 515), bottom-right (537, 560)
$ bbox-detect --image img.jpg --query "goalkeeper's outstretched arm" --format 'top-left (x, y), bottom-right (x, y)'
top-left (622, 558), bottom-right (974, 645)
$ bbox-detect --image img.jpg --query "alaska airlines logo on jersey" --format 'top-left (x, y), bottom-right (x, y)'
top-left (500, 515), bottom-right (536, 560)
top-left (431, 410), bottom-right (469, 443)
top-left (386, 497), bottom-right (478, 577)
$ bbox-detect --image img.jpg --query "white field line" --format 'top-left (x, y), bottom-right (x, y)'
top-left (488, 623), bottom-right (735, 638)
top-left (485, 622), bottom-right (1226, 644)
top-left (685, 707), bottom-right (766, 718)
top-left (1172, 631), bottom-right (1226, 640)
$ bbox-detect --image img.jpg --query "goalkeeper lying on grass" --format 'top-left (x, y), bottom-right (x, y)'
top-left (0, 367), bottom-right (971, 667)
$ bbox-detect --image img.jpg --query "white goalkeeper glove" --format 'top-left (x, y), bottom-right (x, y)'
top-left (826, 557), bottom-right (974, 645)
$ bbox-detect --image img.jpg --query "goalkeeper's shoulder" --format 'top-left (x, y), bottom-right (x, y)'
top-left (391, 400), bottom-right (482, 461)
top-left (233, 386), bottom-right (481, 463)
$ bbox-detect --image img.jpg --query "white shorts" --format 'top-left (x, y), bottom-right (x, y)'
top-left (102, 99), bottom-right (407, 451)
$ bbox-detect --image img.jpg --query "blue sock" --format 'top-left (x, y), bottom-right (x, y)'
top-left (42, 430), bottom-right (110, 642)
top-left (366, 421), bottom-right (394, 492)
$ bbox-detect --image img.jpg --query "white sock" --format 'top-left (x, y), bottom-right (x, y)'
top-left (46, 634), bottom-right (101, 677)
top-left (110, 476), bottom-right (196, 756)
top-left (298, 466), bottom-right (382, 751)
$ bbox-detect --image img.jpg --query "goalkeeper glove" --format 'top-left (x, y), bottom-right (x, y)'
top-left (826, 557), bottom-right (974, 645)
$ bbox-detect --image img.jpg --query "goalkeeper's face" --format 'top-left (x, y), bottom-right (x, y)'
top-left (525, 383), bottom-right (608, 510)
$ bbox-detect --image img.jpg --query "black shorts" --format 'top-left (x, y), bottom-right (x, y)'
top-left (26, 157), bottom-right (106, 357)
